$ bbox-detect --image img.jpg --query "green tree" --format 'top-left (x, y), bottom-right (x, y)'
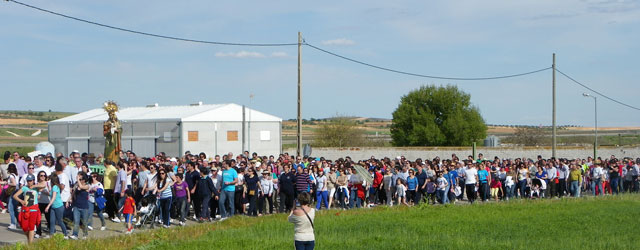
top-left (313, 116), bottom-right (366, 147)
top-left (391, 85), bottom-right (487, 146)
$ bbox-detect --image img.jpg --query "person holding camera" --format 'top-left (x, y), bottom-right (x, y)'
top-left (288, 192), bottom-right (315, 250)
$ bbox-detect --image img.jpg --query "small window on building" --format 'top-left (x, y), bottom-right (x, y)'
top-left (260, 131), bottom-right (271, 141)
top-left (188, 131), bottom-right (199, 142)
top-left (227, 130), bottom-right (238, 141)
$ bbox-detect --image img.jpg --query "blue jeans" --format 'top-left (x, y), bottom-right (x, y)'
top-left (8, 197), bottom-right (17, 226)
top-left (87, 201), bottom-right (106, 227)
top-left (506, 185), bottom-right (514, 199)
top-left (116, 193), bottom-right (126, 218)
top-left (72, 207), bottom-right (89, 237)
top-left (591, 179), bottom-right (603, 196)
top-left (315, 190), bottom-right (328, 210)
top-left (349, 189), bottom-right (361, 209)
top-left (518, 180), bottom-right (527, 198)
top-left (50, 206), bottom-right (67, 235)
top-left (570, 181), bottom-right (581, 197)
top-left (610, 177), bottom-right (620, 195)
top-left (295, 240), bottom-right (315, 250)
top-left (219, 190), bottom-right (235, 218)
top-left (159, 197), bottom-right (172, 226)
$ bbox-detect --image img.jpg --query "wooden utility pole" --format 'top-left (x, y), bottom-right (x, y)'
top-left (297, 32), bottom-right (302, 157)
top-left (552, 53), bottom-right (556, 158)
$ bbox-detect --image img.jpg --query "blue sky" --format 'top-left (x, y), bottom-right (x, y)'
top-left (1, 0), bottom-right (639, 126)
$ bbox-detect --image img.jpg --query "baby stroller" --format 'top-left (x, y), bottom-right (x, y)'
top-left (135, 195), bottom-right (158, 229)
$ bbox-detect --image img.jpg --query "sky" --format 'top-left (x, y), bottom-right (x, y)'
top-left (1, 0), bottom-right (639, 126)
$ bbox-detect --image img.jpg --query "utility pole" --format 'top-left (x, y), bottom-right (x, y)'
top-left (552, 53), bottom-right (557, 158)
top-left (297, 32), bottom-right (302, 157)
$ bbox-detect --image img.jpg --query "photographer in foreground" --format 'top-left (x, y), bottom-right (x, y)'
top-left (288, 192), bottom-right (315, 250)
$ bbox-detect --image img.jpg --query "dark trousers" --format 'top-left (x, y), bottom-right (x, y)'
top-left (558, 179), bottom-right (567, 197)
top-left (200, 195), bottom-right (211, 220)
top-left (481, 183), bottom-right (490, 201)
top-left (407, 190), bottom-right (416, 204)
top-left (192, 196), bottom-right (202, 219)
top-left (159, 197), bottom-right (172, 226)
top-left (465, 184), bottom-right (476, 203)
top-left (414, 190), bottom-right (424, 205)
top-left (610, 177), bottom-right (620, 194)
top-left (209, 195), bottom-right (219, 218)
top-left (295, 240), bottom-right (315, 250)
top-left (104, 189), bottom-right (116, 219)
top-left (248, 194), bottom-right (258, 216)
top-left (548, 180), bottom-right (557, 198)
top-left (258, 194), bottom-right (273, 214)
top-left (36, 203), bottom-right (50, 235)
top-left (279, 191), bottom-right (294, 212)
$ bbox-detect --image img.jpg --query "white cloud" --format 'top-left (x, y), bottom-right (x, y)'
top-left (215, 51), bottom-right (266, 58)
top-left (271, 52), bottom-right (289, 57)
top-left (321, 38), bottom-right (356, 45)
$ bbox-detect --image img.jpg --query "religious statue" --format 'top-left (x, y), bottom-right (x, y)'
top-left (103, 101), bottom-right (121, 163)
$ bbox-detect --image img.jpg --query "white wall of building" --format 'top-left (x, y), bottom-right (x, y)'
top-left (181, 121), bottom-right (281, 158)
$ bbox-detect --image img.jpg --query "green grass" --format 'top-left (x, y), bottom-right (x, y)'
top-left (0, 128), bottom-right (48, 138)
top-left (7, 195), bottom-right (640, 250)
top-left (0, 146), bottom-right (35, 156)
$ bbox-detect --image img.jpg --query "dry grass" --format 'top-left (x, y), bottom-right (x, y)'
top-left (0, 119), bottom-right (46, 125)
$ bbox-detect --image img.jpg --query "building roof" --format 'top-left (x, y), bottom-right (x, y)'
top-left (49, 103), bottom-right (282, 124)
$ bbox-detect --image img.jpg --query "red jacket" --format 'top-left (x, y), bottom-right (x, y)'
top-left (373, 172), bottom-right (383, 188)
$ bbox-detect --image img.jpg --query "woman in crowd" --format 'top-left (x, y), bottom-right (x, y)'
top-left (336, 168), bottom-right (349, 209)
top-left (71, 172), bottom-right (90, 239)
top-left (45, 173), bottom-right (67, 238)
top-left (406, 169), bottom-right (418, 205)
top-left (6, 163), bottom-right (18, 230)
top-left (155, 168), bottom-right (173, 228)
top-left (259, 171), bottom-right (274, 216)
top-left (245, 168), bottom-right (260, 216)
top-left (35, 171), bottom-right (50, 238)
top-left (314, 170), bottom-right (328, 210)
top-left (89, 173), bottom-right (106, 231)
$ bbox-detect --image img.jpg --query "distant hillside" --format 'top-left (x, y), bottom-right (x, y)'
top-left (0, 110), bottom-right (75, 122)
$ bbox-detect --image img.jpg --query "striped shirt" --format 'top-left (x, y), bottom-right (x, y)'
top-left (295, 173), bottom-right (311, 192)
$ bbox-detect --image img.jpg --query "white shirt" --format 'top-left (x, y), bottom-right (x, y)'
top-left (57, 172), bottom-right (71, 202)
top-left (464, 168), bottom-right (478, 184)
top-left (35, 166), bottom-right (51, 177)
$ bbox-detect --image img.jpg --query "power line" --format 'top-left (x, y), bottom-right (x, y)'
top-left (304, 42), bottom-right (551, 81)
top-left (556, 68), bottom-right (640, 111)
top-left (7, 0), bottom-right (297, 47)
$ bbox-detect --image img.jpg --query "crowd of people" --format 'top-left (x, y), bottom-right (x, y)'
top-left (1, 149), bottom-right (639, 244)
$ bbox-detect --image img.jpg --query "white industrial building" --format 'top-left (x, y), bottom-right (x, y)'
top-left (48, 103), bottom-right (282, 158)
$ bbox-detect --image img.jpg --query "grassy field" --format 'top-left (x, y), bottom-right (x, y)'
top-left (8, 194), bottom-right (640, 250)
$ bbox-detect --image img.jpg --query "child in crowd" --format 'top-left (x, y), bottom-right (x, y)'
top-left (119, 189), bottom-right (136, 234)
top-left (490, 177), bottom-right (503, 201)
top-left (395, 179), bottom-right (407, 206)
top-left (425, 177), bottom-right (437, 205)
top-left (135, 198), bottom-right (151, 227)
top-left (173, 173), bottom-right (190, 226)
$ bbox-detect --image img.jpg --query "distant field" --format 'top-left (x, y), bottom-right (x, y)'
top-left (12, 194), bottom-right (640, 250)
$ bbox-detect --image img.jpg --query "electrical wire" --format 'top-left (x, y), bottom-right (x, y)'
top-left (7, 0), bottom-right (298, 47)
top-left (304, 42), bottom-right (551, 81)
top-left (556, 68), bottom-right (640, 111)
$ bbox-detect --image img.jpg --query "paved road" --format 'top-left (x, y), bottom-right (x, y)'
top-left (0, 210), bottom-right (205, 245)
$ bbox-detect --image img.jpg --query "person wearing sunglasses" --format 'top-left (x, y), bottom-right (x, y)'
top-left (13, 174), bottom-right (46, 244)
top-left (36, 171), bottom-right (50, 238)
top-left (20, 163), bottom-right (38, 187)
top-left (155, 170), bottom-right (173, 228)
